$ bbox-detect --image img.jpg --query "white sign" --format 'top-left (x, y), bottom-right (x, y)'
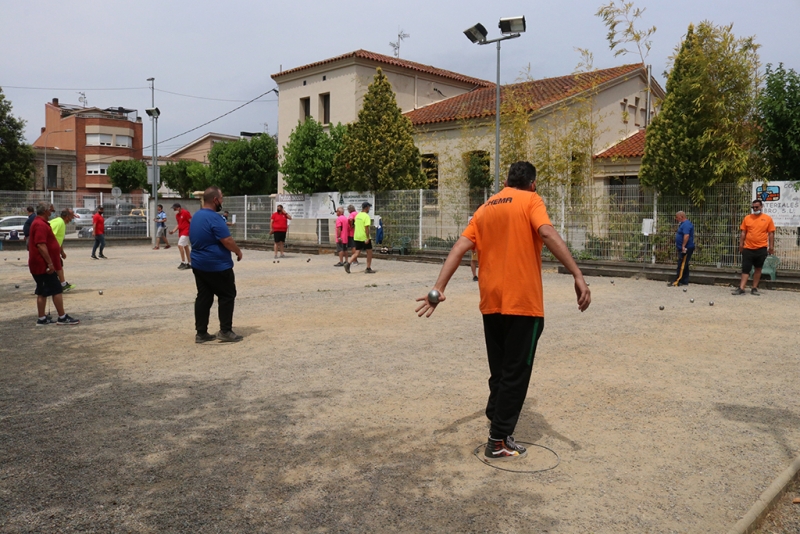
top-left (147, 166), bottom-right (160, 185)
top-left (278, 191), bottom-right (376, 219)
top-left (276, 194), bottom-right (309, 219)
top-left (752, 181), bottom-right (800, 227)
top-left (111, 187), bottom-right (122, 198)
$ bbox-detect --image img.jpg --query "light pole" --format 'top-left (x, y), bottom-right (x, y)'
top-left (464, 16), bottom-right (526, 194)
top-left (43, 128), bottom-right (73, 193)
top-left (146, 77), bottom-right (160, 246)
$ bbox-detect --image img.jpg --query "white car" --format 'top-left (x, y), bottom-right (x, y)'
top-left (0, 215), bottom-right (29, 240)
top-left (73, 207), bottom-right (95, 228)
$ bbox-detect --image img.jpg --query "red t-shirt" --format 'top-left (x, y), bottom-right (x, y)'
top-left (176, 209), bottom-right (192, 236)
top-left (271, 212), bottom-right (288, 232)
top-left (28, 216), bottom-right (62, 275)
top-left (93, 212), bottom-right (105, 235)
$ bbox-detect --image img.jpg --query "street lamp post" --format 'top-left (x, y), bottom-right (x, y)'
top-left (43, 129), bottom-right (73, 193)
top-left (464, 16), bottom-right (526, 194)
top-left (146, 77), bottom-right (160, 246)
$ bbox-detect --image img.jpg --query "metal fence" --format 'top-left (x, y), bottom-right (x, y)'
top-left (4, 186), bottom-right (799, 270)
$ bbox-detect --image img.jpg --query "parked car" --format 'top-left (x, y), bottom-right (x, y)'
top-left (0, 215), bottom-right (29, 240)
top-left (129, 208), bottom-right (147, 217)
top-left (72, 207), bottom-right (95, 228)
top-left (78, 225), bottom-right (93, 238)
top-left (104, 215), bottom-right (148, 237)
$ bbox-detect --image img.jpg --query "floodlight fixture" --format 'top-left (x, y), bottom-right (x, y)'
top-left (463, 23), bottom-right (488, 44)
top-left (499, 16), bottom-right (526, 35)
top-left (145, 107), bottom-right (160, 118)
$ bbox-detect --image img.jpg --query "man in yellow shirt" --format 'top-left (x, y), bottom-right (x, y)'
top-left (49, 208), bottom-right (76, 292)
top-left (732, 199), bottom-right (776, 296)
top-left (344, 202), bottom-right (376, 274)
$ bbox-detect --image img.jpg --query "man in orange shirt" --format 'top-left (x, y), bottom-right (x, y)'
top-left (732, 199), bottom-right (776, 296)
top-left (416, 161), bottom-right (591, 462)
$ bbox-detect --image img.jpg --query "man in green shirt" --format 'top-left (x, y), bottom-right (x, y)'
top-left (49, 208), bottom-right (76, 292)
top-left (344, 202), bottom-right (376, 274)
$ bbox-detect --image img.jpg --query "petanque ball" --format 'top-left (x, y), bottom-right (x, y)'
top-left (690, 298), bottom-right (695, 303)
top-left (99, 290), bottom-right (103, 295)
top-left (709, 301), bottom-right (714, 306)
top-left (427, 289), bottom-right (441, 304)
top-left (683, 288), bottom-right (687, 292)
top-left (15, 285), bottom-right (19, 288)
top-left (610, 280), bottom-right (614, 284)
top-left (659, 305), bottom-right (664, 310)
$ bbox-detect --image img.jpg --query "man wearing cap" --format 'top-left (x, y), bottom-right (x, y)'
top-left (344, 202), bottom-right (376, 274)
top-left (49, 208), bottom-right (76, 292)
top-left (169, 202), bottom-right (192, 270)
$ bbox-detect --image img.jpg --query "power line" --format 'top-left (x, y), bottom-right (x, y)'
top-left (2, 85), bottom-right (147, 91)
top-left (155, 88), bottom-right (277, 103)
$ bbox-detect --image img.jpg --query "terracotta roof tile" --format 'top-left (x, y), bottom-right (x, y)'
top-left (405, 63), bottom-right (645, 126)
top-left (595, 129), bottom-right (646, 159)
top-left (271, 49), bottom-right (493, 88)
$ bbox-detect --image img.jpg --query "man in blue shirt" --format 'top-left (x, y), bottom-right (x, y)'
top-left (668, 211), bottom-right (695, 287)
top-left (153, 204), bottom-right (171, 250)
top-left (189, 187), bottom-right (244, 343)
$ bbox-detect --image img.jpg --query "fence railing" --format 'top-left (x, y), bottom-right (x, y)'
top-left (3, 185), bottom-right (799, 270)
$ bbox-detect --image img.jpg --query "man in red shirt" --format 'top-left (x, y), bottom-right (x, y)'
top-left (269, 204), bottom-right (292, 258)
top-left (169, 202), bottom-right (193, 270)
top-left (90, 206), bottom-right (106, 259)
top-left (28, 202), bottom-right (80, 325)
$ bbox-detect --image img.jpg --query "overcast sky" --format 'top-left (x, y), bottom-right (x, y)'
top-left (2, 0), bottom-right (798, 153)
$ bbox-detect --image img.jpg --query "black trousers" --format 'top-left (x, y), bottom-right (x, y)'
top-left (192, 267), bottom-right (236, 334)
top-left (482, 314), bottom-right (544, 439)
top-left (673, 248), bottom-right (694, 285)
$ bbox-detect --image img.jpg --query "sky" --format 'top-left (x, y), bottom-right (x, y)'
top-left (2, 0), bottom-right (798, 153)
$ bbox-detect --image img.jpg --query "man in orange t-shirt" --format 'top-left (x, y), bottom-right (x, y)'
top-left (415, 161), bottom-right (591, 462)
top-left (733, 199), bottom-right (776, 296)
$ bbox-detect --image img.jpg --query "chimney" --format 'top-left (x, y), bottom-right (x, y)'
top-left (52, 98), bottom-right (59, 106)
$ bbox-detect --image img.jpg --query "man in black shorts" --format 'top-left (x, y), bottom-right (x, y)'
top-left (733, 199), bottom-right (776, 295)
top-left (344, 202), bottom-right (376, 274)
top-left (28, 202), bottom-right (79, 325)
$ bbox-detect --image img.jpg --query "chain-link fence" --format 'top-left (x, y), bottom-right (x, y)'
top-left (0, 190), bottom-right (149, 240)
top-left (4, 186), bottom-right (799, 269)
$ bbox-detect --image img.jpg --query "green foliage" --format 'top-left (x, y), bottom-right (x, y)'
top-left (331, 68), bottom-right (426, 192)
top-left (208, 134), bottom-right (278, 196)
top-left (107, 159), bottom-right (147, 193)
top-left (757, 63), bottom-right (800, 182)
top-left (280, 120), bottom-right (346, 193)
top-left (0, 88), bottom-right (34, 190)
top-left (465, 150), bottom-right (491, 190)
top-left (596, 1), bottom-right (656, 63)
top-left (640, 22), bottom-right (760, 204)
top-left (161, 160), bottom-right (210, 197)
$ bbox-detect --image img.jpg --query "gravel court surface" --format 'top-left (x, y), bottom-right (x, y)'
top-left (1, 245), bottom-right (799, 533)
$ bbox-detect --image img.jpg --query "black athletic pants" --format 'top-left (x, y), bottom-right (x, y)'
top-left (482, 314), bottom-right (544, 439)
top-left (673, 247), bottom-right (694, 285)
top-left (192, 267), bottom-right (236, 334)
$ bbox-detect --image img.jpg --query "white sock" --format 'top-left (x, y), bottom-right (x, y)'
top-left (39, 316), bottom-right (46, 320)
top-left (59, 314), bottom-right (66, 320)
top-left (61, 282), bottom-right (67, 287)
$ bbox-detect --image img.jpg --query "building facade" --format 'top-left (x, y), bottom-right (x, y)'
top-left (32, 98), bottom-right (144, 194)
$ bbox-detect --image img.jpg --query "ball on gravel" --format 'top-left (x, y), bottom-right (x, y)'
top-left (15, 285), bottom-right (19, 289)
top-left (709, 301), bottom-right (714, 306)
top-left (659, 305), bottom-right (664, 310)
top-left (99, 290), bottom-right (103, 295)
top-left (683, 288), bottom-right (687, 292)
top-left (690, 298), bottom-right (695, 303)
top-left (427, 289), bottom-right (441, 304)
top-left (610, 280), bottom-right (614, 284)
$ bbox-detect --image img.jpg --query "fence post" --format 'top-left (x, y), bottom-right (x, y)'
top-left (418, 189), bottom-right (423, 249)
top-left (100, 192), bottom-right (104, 207)
top-left (243, 195), bottom-right (248, 241)
top-left (145, 194), bottom-right (150, 239)
top-left (484, 188), bottom-right (488, 204)
top-left (652, 190), bottom-right (658, 263)
top-left (50, 191), bottom-right (54, 205)
top-left (318, 219), bottom-right (321, 245)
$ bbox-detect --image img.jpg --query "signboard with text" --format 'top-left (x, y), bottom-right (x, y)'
top-left (277, 192), bottom-right (376, 219)
top-left (752, 181), bottom-right (800, 227)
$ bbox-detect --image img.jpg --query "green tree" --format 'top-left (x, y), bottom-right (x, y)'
top-left (640, 22), bottom-right (760, 204)
top-left (596, 1), bottom-right (656, 64)
top-left (0, 88), bottom-right (35, 190)
top-left (331, 68), bottom-right (425, 192)
top-left (280, 120), bottom-right (346, 193)
top-left (757, 63), bottom-right (800, 182)
top-left (161, 160), bottom-right (211, 197)
top-left (208, 134), bottom-right (278, 196)
top-left (108, 159), bottom-right (147, 193)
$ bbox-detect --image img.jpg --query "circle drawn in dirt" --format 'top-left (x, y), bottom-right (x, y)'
top-left (472, 441), bottom-right (560, 474)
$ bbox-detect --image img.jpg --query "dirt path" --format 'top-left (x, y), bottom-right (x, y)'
top-left (1, 246), bottom-right (799, 532)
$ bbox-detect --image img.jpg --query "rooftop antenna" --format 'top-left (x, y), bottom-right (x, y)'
top-left (389, 28), bottom-right (410, 58)
top-left (77, 91), bottom-right (87, 107)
